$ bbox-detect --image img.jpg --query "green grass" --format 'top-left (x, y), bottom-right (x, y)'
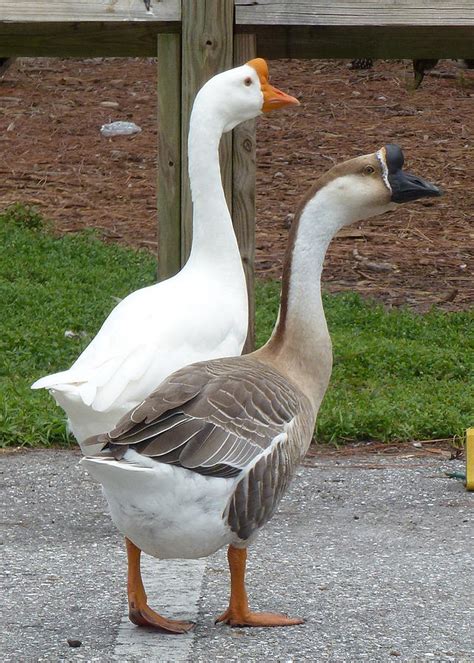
top-left (1, 204), bottom-right (473, 447)
top-left (1, 205), bottom-right (157, 447)
top-left (257, 282), bottom-right (473, 443)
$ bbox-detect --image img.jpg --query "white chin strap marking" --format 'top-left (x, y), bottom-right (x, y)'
top-left (376, 148), bottom-right (392, 193)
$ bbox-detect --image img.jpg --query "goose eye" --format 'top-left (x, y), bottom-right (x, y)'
top-left (364, 165), bottom-right (375, 175)
top-left (244, 77), bottom-right (252, 86)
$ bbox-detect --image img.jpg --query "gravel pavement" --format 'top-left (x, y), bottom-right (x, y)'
top-left (1, 449), bottom-right (472, 662)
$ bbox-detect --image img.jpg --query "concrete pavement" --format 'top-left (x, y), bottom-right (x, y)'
top-left (1, 449), bottom-right (472, 662)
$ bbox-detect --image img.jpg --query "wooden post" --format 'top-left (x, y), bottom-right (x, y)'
top-left (157, 33), bottom-right (182, 281)
top-left (232, 33), bottom-right (257, 352)
top-left (180, 0), bottom-right (234, 262)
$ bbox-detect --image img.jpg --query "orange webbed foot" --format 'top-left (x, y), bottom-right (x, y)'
top-left (129, 599), bottom-right (194, 633)
top-left (215, 608), bottom-right (304, 628)
top-left (217, 545), bottom-right (304, 628)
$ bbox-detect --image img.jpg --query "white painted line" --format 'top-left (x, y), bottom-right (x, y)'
top-left (114, 556), bottom-right (206, 662)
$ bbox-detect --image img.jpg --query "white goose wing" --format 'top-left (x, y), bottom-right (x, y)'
top-left (32, 273), bottom-right (246, 414)
top-left (84, 356), bottom-right (314, 540)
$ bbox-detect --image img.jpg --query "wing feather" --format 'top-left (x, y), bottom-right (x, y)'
top-left (179, 427), bottom-right (230, 468)
top-left (137, 420), bottom-right (207, 458)
top-left (112, 412), bottom-right (188, 445)
top-left (83, 356), bottom-right (314, 540)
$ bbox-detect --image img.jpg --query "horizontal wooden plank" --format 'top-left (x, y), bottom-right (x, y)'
top-left (3, 0), bottom-right (474, 27)
top-left (251, 25), bottom-right (474, 59)
top-left (0, 0), bottom-right (180, 22)
top-left (235, 1), bottom-right (474, 27)
top-left (1, 0), bottom-right (473, 57)
top-left (0, 0), bottom-right (180, 56)
top-left (0, 23), bottom-right (178, 57)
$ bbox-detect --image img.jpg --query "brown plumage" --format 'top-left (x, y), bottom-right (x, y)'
top-left (89, 356), bottom-right (313, 539)
top-left (82, 144), bottom-right (441, 630)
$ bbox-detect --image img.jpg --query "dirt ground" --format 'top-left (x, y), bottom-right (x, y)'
top-left (0, 57), bottom-right (472, 311)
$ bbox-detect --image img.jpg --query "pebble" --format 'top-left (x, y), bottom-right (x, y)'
top-left (100, 121), bottom-right (142, 137)
top-left (100, 101), bottom-right (119, 109)
top-left (66, 639), bottom-right (82, 648)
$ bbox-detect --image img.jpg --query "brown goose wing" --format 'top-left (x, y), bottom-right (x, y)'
top-left (84, 356), bottom-right (314, 538)
top-left (85, 356), bottom-right (306, 474)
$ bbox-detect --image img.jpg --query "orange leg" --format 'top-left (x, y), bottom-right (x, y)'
top-left (215, 545), bottom-right (304, 627)
top-left (126, 538), bottom-right (194, 634)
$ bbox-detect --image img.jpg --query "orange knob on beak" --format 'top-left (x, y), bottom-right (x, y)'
top-left (247, 57), bottom-right (300, 113)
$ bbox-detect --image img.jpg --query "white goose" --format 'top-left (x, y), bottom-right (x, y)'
top-left (31, 59), bottom-right (299, 453)
top-left (82, 145), bottom-right (441, 631)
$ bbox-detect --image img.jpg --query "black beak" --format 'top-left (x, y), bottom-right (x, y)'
top-left (389, 170), bottom-right (442, 203)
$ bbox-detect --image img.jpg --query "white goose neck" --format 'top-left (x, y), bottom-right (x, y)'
top-left (185, 94), bottom-right (240, 270)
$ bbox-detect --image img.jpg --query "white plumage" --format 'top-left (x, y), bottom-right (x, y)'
top-left (83, 450), bottom-right (237, 559)
top-left (33, 271), bottom-right (245, 447)
top-left (32, 60), bottom-right (289, 453)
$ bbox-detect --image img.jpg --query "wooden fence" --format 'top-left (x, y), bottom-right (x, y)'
top-left (1, 0), bottom-right (473, 347)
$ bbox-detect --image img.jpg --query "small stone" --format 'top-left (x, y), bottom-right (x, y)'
top-left (67, 639), bottom-right (82, 648)
top-left (100, 121), bottom-right (142, 137)
top-left (100, 101), bottom-right (119, 108)
top-left (390, 651), bottom-right (401, 657)
top-left (353, 515), bottom-right (360, 520)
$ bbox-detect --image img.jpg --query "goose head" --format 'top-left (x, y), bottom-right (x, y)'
top-left (315, 144), bottom-right (442, 228)
top-left (194, 58), bottom-right (300, 133)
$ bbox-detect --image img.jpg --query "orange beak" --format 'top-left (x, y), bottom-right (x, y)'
top-left (247, 57), bottom-right (300, 113)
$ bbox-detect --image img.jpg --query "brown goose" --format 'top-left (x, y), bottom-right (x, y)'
top-left (82, 144), bottom-right (441, 632)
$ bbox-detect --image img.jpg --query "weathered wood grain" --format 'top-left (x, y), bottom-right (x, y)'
top-left (235, 0), bottom-right (474, 58)
top-left (180, 0), bottom-right (234, 263)
top-left (157, 33), bottom-right (182, 281)
top-left (0, 0), bottom-right (180, 56)
top-left (232, 34), bottom-right (257, 353)
top-left (235, 1), bottom-right (474, 26)
top-left (0, 0), bottom-right (180, 22)
top-left (1, 1), bottom-right (473, 57)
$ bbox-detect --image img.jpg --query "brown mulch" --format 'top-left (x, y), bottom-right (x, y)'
top-left (0, 57), bottom-right (472, 311)
top-left (307, 438), bottom-right (464, 462)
